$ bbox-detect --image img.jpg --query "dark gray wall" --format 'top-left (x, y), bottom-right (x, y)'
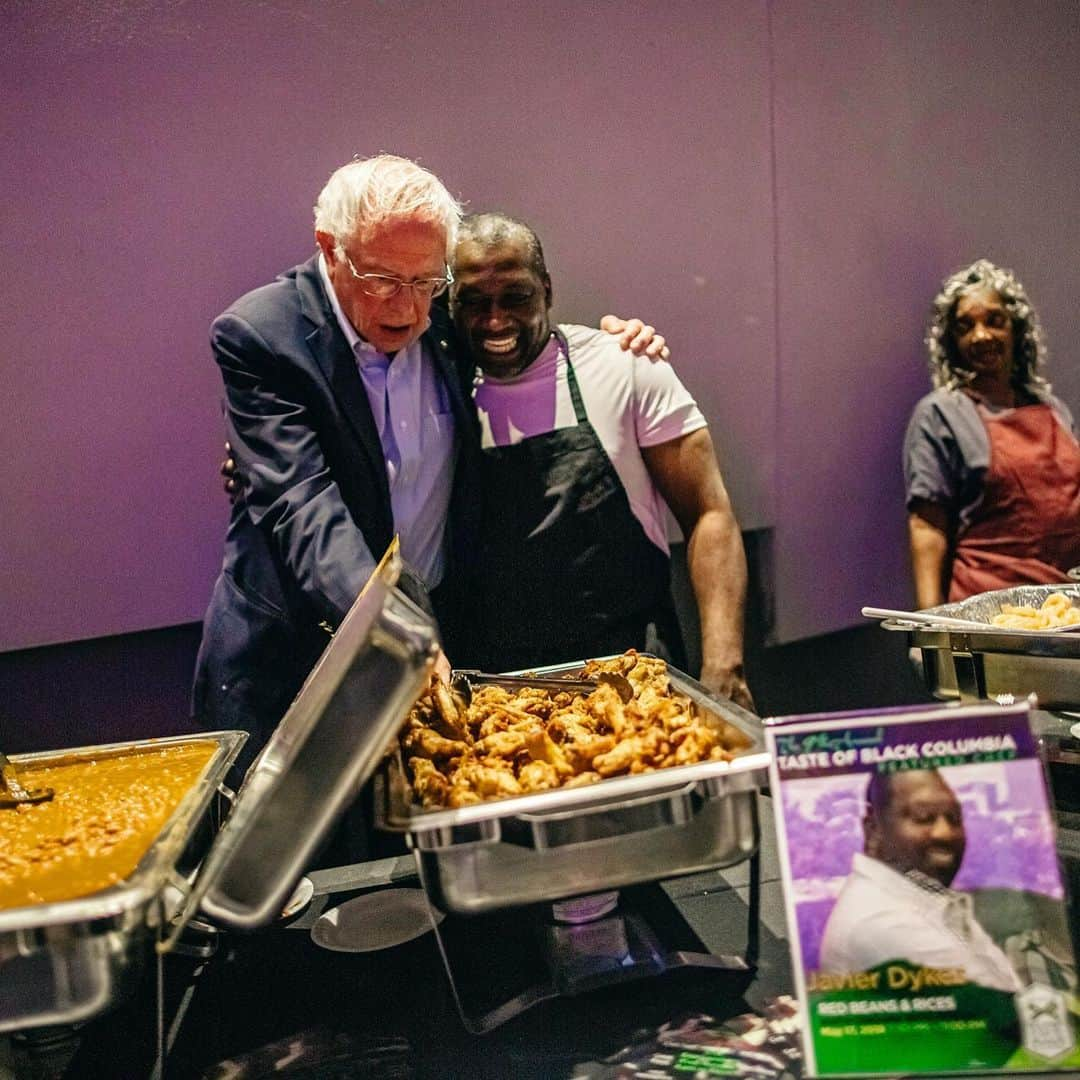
top-left (2, 1), bottom-right (1078, 653)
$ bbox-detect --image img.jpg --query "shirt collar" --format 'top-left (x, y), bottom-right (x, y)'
top-left (852, 852), bottom-right (968, 911)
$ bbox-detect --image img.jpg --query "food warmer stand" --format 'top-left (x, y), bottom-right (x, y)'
top-left (878, 583), bottom-right (1080, 708)
top-left (375, 659), bottom-right (769, 1033)
top-left (875, 583), bottom-right (1080, 797)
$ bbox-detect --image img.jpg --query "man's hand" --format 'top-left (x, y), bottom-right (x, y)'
top-left (699, 663), bottom-right (755, 714)
top-left (599, 314), bottom-right (670, 361)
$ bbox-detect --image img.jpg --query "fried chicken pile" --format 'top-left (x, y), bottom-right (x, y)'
top-left (401, 651), bottom-right (748, 809)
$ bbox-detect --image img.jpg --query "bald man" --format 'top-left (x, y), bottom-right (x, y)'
top-left (819, 769), bottom-right (1019, 993)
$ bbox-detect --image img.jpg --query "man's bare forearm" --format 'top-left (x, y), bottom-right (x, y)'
top-left (641, 429), bottom-right (754, 710)
top-left (688, 508), bottom-right (750, 703)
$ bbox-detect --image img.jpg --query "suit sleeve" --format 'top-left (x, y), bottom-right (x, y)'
top-left (213, 311), bottom-right (385, 626)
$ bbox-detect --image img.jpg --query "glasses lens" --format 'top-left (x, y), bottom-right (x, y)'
top-left (363, 276), bottom-right (401, 299)
top-left (359, 274), bottom-right (450, 299)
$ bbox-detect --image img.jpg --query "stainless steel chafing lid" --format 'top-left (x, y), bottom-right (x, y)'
top-left (172, 543), bottom-right (439, 934)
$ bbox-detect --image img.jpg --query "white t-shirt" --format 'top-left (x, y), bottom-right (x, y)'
top-left (472, 324), bottom-right (707, 552)
top-left (818, 853), bottom-right (1021, 993)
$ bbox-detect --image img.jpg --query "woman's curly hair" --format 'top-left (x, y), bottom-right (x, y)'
top-left (925, 258), bottom-right (1050, 395)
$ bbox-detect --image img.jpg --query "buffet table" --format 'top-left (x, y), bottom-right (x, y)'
top-left (22, 734), bottom-right (1079, 1079)
top-left (55, 792), bottom-right (789, 1079)
top-left (4, 777), bottom-right (1078, 1076)
top-left (1, 560), bottom-right (779, 1080)
top-left (5, 564), bottom-right (1080, 1078)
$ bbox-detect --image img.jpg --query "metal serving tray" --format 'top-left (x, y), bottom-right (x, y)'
top-left (879, 584), bottom-right (1080, 708)
top-left (376, 660), bottom-right (769, 915)
top-left (0, 731), bottom-right (244, 1034)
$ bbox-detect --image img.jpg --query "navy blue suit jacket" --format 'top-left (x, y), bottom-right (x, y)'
top-left (193, 256), bottom-right (479, 767)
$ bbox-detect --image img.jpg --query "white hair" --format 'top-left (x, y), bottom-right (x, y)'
top-left (313, 154), bottom-right (462, 258)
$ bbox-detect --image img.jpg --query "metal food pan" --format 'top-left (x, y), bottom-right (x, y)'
top-left (879, 584), bottom-right (1080, 708)
top-left (0, 730), bottom-right (244, 1033)
top-left (376, 659), bottom-right (768, 915)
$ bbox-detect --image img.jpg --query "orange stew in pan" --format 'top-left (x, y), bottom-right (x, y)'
top-left (0, 741), bottom-right (216, 910)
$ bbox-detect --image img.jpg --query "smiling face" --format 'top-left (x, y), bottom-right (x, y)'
top-left (317, 216), bottom-right (447, 354)
top-left (866, 771), bottom-right (966, 887)
top-left (951, 287), bottom-right (1016, 391)
top-left (450, 233), bottom-right (552, 378)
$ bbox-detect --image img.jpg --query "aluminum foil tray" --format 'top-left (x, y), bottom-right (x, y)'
top-left (880, 584), bottom-right (1080, 708)
top-left (0, 731), bottom-right (244, 1034)
top-left (376, 659), bottom-right (768, 915)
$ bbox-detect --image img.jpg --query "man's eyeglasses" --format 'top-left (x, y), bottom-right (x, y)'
top-left (342, 252), bottom-right (453, 300)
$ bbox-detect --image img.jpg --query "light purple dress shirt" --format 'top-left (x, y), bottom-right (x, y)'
top-left (318, 255), bottom-right (456, 588)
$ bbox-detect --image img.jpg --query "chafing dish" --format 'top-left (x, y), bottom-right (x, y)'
top-left (177, 551), bottom-right (439, 932)
top-left (878, 583), bottom-right (1080, 707)
top-left (376, 660), bottom-right (768, 916)
top-left (0, 731), bottom-right (244, 1033)
top-left (2, 542), bottom-right (440, 1034)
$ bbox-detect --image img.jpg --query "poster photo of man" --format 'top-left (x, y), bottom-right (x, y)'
top-left (767, 702), bottom-right (1079, 1076)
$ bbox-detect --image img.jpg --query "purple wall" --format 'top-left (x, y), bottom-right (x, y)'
top-left (2, 1), bottom-right (1078, 652)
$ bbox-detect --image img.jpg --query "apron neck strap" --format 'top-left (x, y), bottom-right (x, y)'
top-left (554, 328), bottom-right (588, 425)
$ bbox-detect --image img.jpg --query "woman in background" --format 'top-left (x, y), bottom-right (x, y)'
top-left (904, 259), bottom-right (1080, 608)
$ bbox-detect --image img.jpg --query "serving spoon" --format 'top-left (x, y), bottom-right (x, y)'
top-left (0, 750), bottom-right (54, 807)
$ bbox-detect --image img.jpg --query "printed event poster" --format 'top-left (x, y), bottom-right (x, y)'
top-left (767, 701), bottom-right (1079, 1075)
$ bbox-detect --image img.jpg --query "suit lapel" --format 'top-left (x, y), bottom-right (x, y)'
top-left (425, 308), bottom-right (476, 435)
top-left (296, 260), bottom-right (390, 504)
top-left (424, 310), bottom-right (481, 581)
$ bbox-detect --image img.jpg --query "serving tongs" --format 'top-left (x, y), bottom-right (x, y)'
top-left (450, 669), bottom-right (634, 705)
top-left (0, 749), bottom-right (54, 807)
top-left (861, 606), bottom-right (1080, 633)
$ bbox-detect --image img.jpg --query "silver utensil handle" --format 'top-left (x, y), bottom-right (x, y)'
top-left (861, 606), bottom-right (990, 630)
top-left (452, 670), bottom-right (598, 693)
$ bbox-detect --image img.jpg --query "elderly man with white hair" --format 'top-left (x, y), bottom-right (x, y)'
top-left (193, 155), bottom-right (664, 774)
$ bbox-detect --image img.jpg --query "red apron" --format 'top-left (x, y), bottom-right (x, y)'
top-left (950, 402), bottom-right (1080, 601)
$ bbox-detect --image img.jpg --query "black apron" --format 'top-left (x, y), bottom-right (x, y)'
top-left (473, 330), bottom-right (684, 672)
